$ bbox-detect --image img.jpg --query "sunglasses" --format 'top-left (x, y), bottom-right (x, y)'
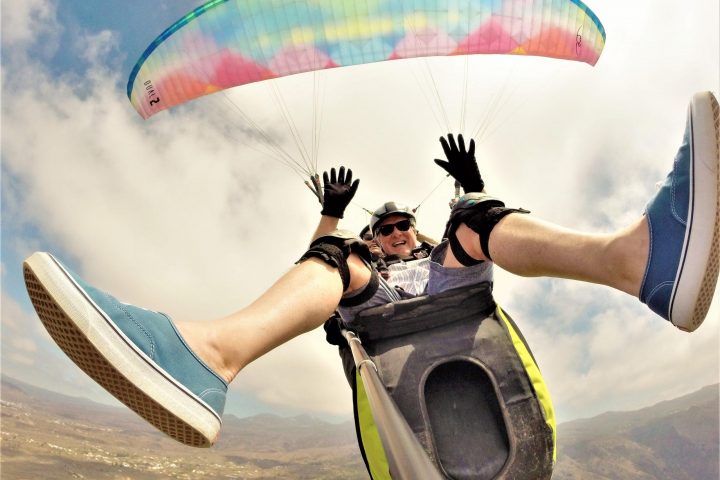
top-left (376, 219), bottom-right (413, 237)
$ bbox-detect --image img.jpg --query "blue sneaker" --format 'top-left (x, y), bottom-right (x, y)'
top-left (23, 252), bottom-right (227, 446)
top-left (640, 91), bottom-right (720, 332)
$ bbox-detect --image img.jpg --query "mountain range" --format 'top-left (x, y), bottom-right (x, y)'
top-left (553, 383), bottom-right (718, 480)
top-left (1, 375), bottom-right (717, 479)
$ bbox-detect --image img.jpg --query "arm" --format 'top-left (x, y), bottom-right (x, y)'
top-left (311, 215), bottom-right (341, 242)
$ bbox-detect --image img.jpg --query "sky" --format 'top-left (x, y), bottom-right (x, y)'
top-left (1, 0), bottom-right (719, 429)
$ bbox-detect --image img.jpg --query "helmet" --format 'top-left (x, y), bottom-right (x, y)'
top-left (369, 201), bottom-right (416, 235)
top-left (359, 225), bottom-right (372, 241)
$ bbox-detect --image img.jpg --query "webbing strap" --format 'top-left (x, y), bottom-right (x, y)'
top-left (340, 271), bottom-right (380, 307)
top-left (447, 222), bottom-right (484, 266)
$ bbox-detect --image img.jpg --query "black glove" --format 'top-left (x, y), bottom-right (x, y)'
top-left (321, 166), bottom-right (359, 218)
top-left (433, 134), bottom-right (485, 193)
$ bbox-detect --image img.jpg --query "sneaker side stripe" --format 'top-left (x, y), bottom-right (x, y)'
top-left (668, 112), bottom-right (696, 321)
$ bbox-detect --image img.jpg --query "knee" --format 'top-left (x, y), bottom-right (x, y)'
top-left (445, 193), bottom-right (530, 265)
top-left (297, 230), bottom-right (374, 294)
top-left (453, 223), bottom-right (488, 262)
top-left (346, 254), bottom-right (372, 293)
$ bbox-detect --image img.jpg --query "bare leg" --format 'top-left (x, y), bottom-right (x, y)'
top-left (176, 255), bottom-right (371, 383)
top-left (23, 248), bottom-right (374, 446)
top-left (443, 214), bottom-right (649, 297)
top-left (442, 92), bottom-right (719, 332)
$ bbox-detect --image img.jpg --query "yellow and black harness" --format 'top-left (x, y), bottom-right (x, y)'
top-left (334, 282), bottom-right (556, 480)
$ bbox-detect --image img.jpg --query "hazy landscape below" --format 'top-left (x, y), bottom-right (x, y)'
top-left (1, 375), bottom-right (717, 479)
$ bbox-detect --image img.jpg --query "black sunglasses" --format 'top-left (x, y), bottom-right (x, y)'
top-left (376, 219), bottom-right (413, 237)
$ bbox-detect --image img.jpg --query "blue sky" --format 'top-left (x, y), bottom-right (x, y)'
top-left (2, 0), bottom-right (719, 428)
top-left (37, 1), bottom-right (199, 75)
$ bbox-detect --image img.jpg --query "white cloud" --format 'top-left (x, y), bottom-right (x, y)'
top-left (0, 289), bottom-right (118, 404)
top-left (1, 0), bottom-right (58, 47)
top-left (2, 31), bottom-right (357, 416)
top-left (1, 292), bottom-right (41, 371)
top-left (236, 329), bottom-right (352, 416)
top-left (1, 0), bottom-right (718, 423)
top-left (78, 30), bottom-right (120, 65)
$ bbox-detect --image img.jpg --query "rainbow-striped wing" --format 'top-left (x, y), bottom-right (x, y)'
top-left (128, 0), bottom-right (606, 119)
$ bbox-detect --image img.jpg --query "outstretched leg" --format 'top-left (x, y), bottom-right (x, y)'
top-left (448, 214), bottom-right (649, 296)
top-left (175, 255), bottom-right (370, 383)
top-left (445, 91), bottom-right (720, 332)
top-left (23, 245), bottom-right (371, 446)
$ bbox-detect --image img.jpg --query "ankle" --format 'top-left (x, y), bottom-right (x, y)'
top-left (608, 217), bottom-right (650, 296)
top-left (174, 320), bottom-right (239, 384)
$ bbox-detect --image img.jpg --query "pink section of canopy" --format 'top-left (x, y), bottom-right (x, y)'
top-left (269, 46), bottom-right (338, 76)
top-left (390, 28), bottom-right (458, 59)
top-left (212, 49), bottom-right (277, 87)
top-left (455, 19), bottom-right (520, 55)
top-left (155, 49), bottom-right (276, 109)
top-left (521, 26), bottom-right (601, 65)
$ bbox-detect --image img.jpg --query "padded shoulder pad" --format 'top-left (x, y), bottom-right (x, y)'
top-left (312, 229), bottom-right (358, 243)
top-left (450, 193), bottom-right (506, 221)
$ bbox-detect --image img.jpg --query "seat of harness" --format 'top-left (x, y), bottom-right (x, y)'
top-left (342, 281), bottom-right (554, 480)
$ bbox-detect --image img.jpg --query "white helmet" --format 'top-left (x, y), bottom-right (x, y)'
top-left (369, 202), bottom-right (416, 235)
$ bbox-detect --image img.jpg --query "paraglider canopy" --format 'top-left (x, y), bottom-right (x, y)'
top-left (127, 0), bottom-right (606, 120)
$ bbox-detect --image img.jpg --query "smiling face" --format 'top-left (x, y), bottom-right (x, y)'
top-left (374, 214), bottom-right (418, 257)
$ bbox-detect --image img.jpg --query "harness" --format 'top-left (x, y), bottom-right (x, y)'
top-left (336, 283), bottom-right (556, 480)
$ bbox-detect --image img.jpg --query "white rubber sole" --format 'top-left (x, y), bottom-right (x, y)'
top-left (23, 252), bottom-right (221, 446)
top-left (671, 92), bottom-right (720, 332)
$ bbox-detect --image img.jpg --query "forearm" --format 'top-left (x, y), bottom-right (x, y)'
top-left (310, 215), bottom-right (341, 243)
